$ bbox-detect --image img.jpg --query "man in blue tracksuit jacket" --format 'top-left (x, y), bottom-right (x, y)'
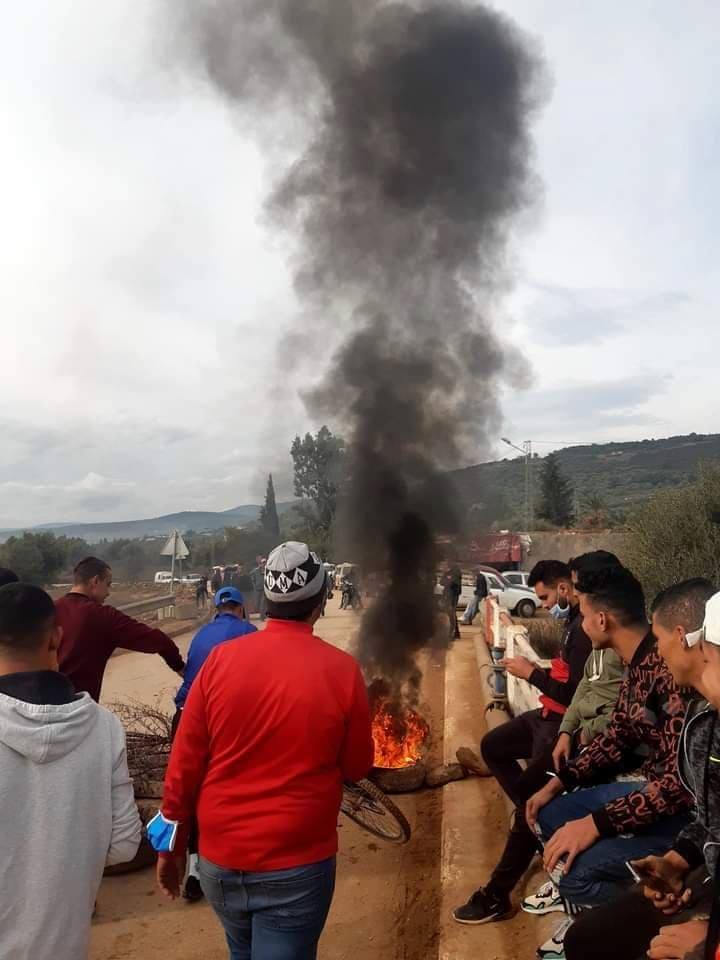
top-left (175, 586), bottom-right (258, 712)
top-left (172, 585), bottom-right (257, 901)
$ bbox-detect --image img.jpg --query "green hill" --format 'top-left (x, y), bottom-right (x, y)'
top-left (0, 502), bottom-right (297, 544)
top-left (450, 433), bottom-right (720, 527)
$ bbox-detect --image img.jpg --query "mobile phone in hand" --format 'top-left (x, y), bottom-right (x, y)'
top-left (625, 861), bottom-right (675, 895)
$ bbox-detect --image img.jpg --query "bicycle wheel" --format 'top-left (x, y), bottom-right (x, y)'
top-left (341, 778), bottom-right (411, 844)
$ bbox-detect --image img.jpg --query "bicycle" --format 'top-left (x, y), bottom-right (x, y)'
top-left (341, 779), bottom-right (411, 844)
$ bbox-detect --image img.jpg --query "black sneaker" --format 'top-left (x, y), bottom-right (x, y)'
top-left (453, 887), bottom-right (512, 925)
top-left (183, 875), bottom-right (204, 903)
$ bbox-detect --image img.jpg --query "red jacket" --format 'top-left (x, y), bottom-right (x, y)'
top-left (56, 593), bottom-right (185, 701)
top-left (161, 619), bottom-right (375, 872)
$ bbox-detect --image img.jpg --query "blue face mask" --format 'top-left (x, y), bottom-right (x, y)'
top-left (146, 811), bottom-right (180, 853)
top-left (550, 603), bottom-right (570, 620)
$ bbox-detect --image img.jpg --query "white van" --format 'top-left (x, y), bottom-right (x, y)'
top-left (154, 571), bottom-right (174, 585)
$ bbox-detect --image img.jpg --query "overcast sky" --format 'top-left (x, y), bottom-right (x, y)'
top-left (1, 2), bottom-right (718, 527)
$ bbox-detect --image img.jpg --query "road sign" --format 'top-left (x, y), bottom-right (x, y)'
top-left (161, 531), bottom-right (190, 559)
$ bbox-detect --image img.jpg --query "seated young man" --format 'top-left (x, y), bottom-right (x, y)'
top-left (564, 580), bottom-right (719, 960)
top-left (454, 555), bottom-right (624, 925)
top-left (527, 567), bottom-right (694, 960)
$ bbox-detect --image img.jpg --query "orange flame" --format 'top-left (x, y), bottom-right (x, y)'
top-left (371, 698), bottom-right (429, 769)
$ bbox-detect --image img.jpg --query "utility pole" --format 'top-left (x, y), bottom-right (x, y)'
top-left (502, 438), bottom-right (533, 532)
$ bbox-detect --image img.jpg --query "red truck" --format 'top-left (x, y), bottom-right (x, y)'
top-left (467, 532), bottom-right (529, 572)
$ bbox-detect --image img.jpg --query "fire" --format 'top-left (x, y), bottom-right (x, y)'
top-left (371, 697), bottom-right (429, 769)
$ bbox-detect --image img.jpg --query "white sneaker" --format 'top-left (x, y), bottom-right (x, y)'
top-left (521, 880), bottom-right (564, 916)
top-left (537, 917), bottom-right (574, 960)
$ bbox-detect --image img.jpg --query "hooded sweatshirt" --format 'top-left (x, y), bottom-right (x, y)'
top-left (559, 648), bottom-right (625, 740)
top-left (0, 671), bottom-right (141, 960)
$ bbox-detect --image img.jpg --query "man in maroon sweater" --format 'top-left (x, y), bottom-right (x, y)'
top-left (153, 541), bottom-right (374, 960)
top-left (57, 556), bottom-right (185, 701)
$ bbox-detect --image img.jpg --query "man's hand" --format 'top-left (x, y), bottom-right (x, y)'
top-left (647, 920), bottom-right (708, 959)
top-left (552, 733), bottom-right (573, 772)
top-left (543, 815), bottom-right (600, 874)
top-left (156, 854), bottom-right (186, 900)
top-left (526, 777), bottom-right (564, 831)
top-left (501, 656), bottom-right (535, 681)
top-left (632, 852), bottom-right (690, 914)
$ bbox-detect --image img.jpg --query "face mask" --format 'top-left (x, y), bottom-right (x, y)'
top-left (550, 603), bottom-right (570, 620)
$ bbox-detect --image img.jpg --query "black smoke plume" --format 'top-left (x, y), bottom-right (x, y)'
top-left (170, 0), bottom-right (545, 701)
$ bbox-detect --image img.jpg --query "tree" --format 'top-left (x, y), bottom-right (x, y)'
top-left (538, 452), bottom-right (575, 527)
top-left (624, 466), bottom-right (720, 602)
top-left (0, 531), bottom-right (67, 584)
top-left (290, 427), bottom-right (346, 533)
top-left (259, 474), bottom-right (281, 538)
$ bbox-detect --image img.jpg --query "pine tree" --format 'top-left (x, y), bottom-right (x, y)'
top-left (538, 452), bottom-right (575, 527)
top-left (259, 474), bottom-right (281, 538)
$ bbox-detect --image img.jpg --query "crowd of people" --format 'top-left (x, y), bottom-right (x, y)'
top-left (3, 544), bottom-right (720, 960)
top-left (454, 551), bottom-right (720, 960)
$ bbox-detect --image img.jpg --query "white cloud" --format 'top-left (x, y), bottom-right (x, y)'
top-left (1, 1), bottom-right (719, 525)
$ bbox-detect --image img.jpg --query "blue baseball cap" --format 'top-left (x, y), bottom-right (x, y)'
top-left (214, 586), bottom-right (245, 608)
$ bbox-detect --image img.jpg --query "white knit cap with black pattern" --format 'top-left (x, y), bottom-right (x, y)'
top-left (264, 541), bottom-right (325, 603)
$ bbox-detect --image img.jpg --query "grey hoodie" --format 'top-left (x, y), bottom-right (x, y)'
top-left (0, 679), bottom-right (141, 960)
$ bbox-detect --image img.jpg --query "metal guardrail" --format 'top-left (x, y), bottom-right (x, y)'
top-left (115, 594), bottom-right (175, 617)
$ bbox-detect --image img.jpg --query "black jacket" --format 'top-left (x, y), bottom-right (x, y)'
top-left (528, 604), bottom-right (592, 708)
top-left (672, 700), bottom-right (720, 877)
top-left (668, 700), bottom-right (720, 960)
top-left (474, 574), bottom-right (488, 599)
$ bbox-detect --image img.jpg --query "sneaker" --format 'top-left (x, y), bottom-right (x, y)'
top-left (453, 887), bottom-right (512, 925)
top-left (537, 917), bottom-right (574, 960)
top-left (183, 875), bottom-right (204, 903)
top-left (521, 880), bottom-right (564, 916)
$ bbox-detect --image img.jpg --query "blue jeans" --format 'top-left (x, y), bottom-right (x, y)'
top-left (538, 782), bottom-right (689, 908)
top-left (198, 856), bottom-right (336, 960)
top-left (462, 595), bottom-right (481, 624)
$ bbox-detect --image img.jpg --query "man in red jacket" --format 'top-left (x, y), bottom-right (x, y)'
top-left (56, 556), bottom-right (185, 701)
top-left (153, 541), bottom-right (374, 960)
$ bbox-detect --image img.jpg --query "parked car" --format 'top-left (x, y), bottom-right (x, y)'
top-left (154, 571), bottom-right (175, 585)
top-left (181, 573), bottom-right (203, 584)
top-left (440, 569), bottom-right (540, 619)
top-left (504, 570), bottom-right (531, 588)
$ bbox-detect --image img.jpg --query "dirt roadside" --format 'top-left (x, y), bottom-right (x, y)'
top-left (91, 601), bottom-right (446, 960)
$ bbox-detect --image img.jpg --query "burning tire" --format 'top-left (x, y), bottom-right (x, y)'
top-left (341, 779), bottom-right (411, 844)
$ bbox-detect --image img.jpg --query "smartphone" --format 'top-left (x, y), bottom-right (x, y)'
top-left (625, 861), bottom-right (675, 895)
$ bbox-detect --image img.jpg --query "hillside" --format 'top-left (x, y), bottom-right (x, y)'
top-left (450, 432), bottom-right (720, 525)
top-left (0, 502), bottom-right (297, 544)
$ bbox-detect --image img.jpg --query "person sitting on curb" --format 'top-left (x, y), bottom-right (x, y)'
top-left (526, 566), bottom-right (694, 960)
top-left (0, 582), bottom-right (141, 960)
top-left (150, 541), bottom-right (374, 960)
top-left (172, 585), bottom-right (258, 902)
top-left (453, 553), bottom-right (623, 926)
top-left (564, 579), bottom-right (719, 960)
top-left (57, 556), bottom-right (185, 702)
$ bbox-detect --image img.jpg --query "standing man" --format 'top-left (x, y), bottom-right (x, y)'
top-left (56, 556), bottom-right (185, 701)
top-left (151, 541), bottom-right (374, 960)
top-left (0, 582), bottom-right (141, 960)
top-left (462, 568), bottom-right (489, 625)
top-left (444, 561), bottom-right (463, 639)
top-left (250, 556), bottom-right (267, 621)
top-left (173, 585), bottom-right (257, 902)
top-left (195, 574), bottom-right (209, 609)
